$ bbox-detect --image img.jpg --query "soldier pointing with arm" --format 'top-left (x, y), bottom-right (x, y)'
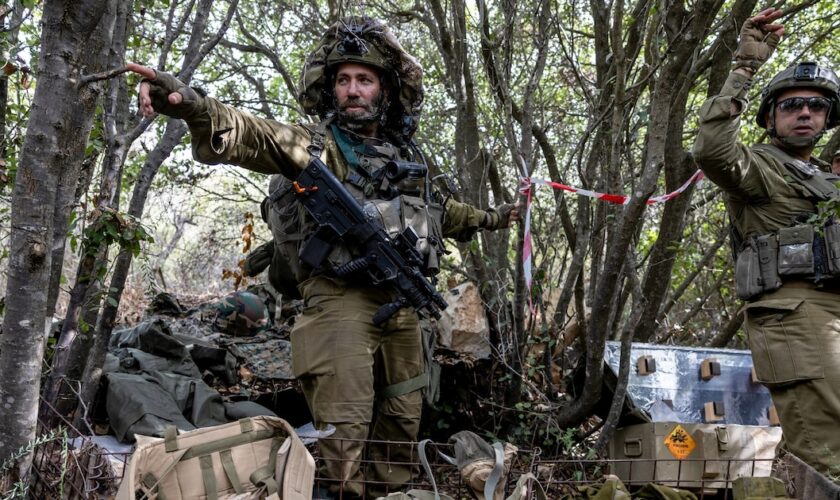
top-left (129, 17), bottom-right (517, 498)
top-left (692, 8), bottom-right (840, 477)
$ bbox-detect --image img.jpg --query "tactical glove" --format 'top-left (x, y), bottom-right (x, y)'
top-left (143, 70), bottom-right (207, 120)
top-left (481, 203), bottom-right (516, 230)
top-left (733, 18), bottom-right (781, 72)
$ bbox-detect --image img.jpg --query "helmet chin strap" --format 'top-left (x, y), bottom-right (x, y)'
top-left (767, 113), bottom-right (825, 149)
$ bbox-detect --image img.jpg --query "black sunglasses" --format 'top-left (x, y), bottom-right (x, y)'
top-left (776, 96), bottom-right (832, 114)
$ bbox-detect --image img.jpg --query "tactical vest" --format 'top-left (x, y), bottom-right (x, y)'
top-left (264, 119), bottom-right (446, 294)
top-left (734, 144), bottom-right (840, 300)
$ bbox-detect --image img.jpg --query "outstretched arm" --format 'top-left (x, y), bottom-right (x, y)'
top-left (442, 200), bottom-right (520, 241)
top-left (126, 63), bottom-right (310, 178)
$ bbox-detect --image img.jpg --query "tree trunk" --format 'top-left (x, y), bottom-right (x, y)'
top-left (74, 0), bottom-right (239, 424)
top-left (42, 0), bottom-right (135, 424)
top-left (0, 0), bottom-right (116, 466)
top-left (595, 249), bottom-right (645, 453)
top-left (709, 313), bottom-right (744, 348)
top-left (74, 119), bottom-right (188, 427)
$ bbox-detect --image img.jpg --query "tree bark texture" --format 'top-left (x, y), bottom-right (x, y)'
top-left (75, 119), bottom-right (188, 428)
top-left (0, 0), bottom-right (117, 465)
top-left (552, 0), bottom-right (724, 430)
top-left (42, 0), bottom-right (135, 424)
top-left (74, 0), bottom-right (238, 424)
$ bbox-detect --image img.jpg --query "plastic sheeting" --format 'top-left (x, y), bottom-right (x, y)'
top-left (604, 342), bottom-right (774, 425)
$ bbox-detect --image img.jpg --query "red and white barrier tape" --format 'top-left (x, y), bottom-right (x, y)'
top-left (521, 169), bottom-right (704, 205)
top-left (520, 169), bottom-right (705, 307)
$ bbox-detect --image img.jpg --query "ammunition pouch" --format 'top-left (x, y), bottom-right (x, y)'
top-left (736, 238), bottom-right (779, 301)
top-left (363, 195), bottom-right (445, 277)
top-left (778, 224), bottom-right (815, 275)
top-left (826, 223), bottom-right (840, 274)
top-left (735, 221), bottom-right (840, 300)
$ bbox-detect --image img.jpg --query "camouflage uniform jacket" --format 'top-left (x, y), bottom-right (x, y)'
top-left (185, 97), bottom-right (491, 240)
top-left (692, 71), bottom-right (834, 241)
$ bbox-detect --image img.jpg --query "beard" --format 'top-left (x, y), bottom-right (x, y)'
top-left (337, 92), bottom-right (387, 133)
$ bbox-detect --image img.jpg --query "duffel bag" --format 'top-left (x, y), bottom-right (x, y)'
top-left (116, 416), bottom-right (314, 499)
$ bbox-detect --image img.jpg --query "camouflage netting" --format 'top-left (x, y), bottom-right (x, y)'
top-left (298, 16), bottom-right (424, 141)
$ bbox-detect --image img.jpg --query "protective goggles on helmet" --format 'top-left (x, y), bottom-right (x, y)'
top-left (776, 96), bottom-right (832, 115)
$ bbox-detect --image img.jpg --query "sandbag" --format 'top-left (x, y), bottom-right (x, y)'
top-left (442, 431), bottom-right (518, 500)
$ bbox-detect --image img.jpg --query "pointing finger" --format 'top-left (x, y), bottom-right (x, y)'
top-left (126, 62), bottom-right (157, 80)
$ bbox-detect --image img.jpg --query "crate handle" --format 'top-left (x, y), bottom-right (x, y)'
top-left (624, 438), bottom-right (643, 457)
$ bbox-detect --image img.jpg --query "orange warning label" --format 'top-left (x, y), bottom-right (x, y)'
top-left (664, 424), bottom-right (696, 460)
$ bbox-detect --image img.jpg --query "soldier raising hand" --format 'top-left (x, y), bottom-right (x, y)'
top-left (693, 9), bottom-right (840, 478)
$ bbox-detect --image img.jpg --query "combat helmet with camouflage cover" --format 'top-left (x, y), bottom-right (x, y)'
top-left (298, 16), bottom-right (424, 142)
top-left (213, 291), bottom-right (269, 337)
top-left (756, 62), bottom-right (840, 146)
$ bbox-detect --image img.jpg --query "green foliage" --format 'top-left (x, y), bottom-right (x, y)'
top-left (81, 207), bottom-right (154, 257)
top-left (504, 403), bottom-right (594, 455)
top-left (808, 181), bottom-right (840, 229)
top-left (0, 427), bottom-right (69, 498)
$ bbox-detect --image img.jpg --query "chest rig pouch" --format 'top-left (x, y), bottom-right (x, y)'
top-left (735, 146), bottom-right (840, 300)
top-left (302, 122), bottom-right (445, 279)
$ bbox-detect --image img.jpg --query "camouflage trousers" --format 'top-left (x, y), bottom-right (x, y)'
top-left (291, 276), bottom-right (424, 499)
top-left (743, 285), bottom-right (840, 478)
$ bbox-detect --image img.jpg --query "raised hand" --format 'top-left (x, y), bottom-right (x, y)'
top-left (734, 8), bottom-right (785, 73)
top-left (126, 63), bottom-right (206, 119)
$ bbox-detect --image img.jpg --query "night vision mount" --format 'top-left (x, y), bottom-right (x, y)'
top-left (336, 24), bottom-right (371, 56)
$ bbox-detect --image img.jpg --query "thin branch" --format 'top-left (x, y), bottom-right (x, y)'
top-left (72, 66), bottom-right (131, 87)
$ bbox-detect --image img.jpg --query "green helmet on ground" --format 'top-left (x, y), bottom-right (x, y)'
top-left (213, 291), bottom-right (269, 337)
top-left (756, 61), bottom-right (840, 130)
top-left (298, 16), bottom-right (424, 142)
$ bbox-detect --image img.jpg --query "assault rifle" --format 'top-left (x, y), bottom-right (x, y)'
top-left (293, 156), bottom-right (449, 327)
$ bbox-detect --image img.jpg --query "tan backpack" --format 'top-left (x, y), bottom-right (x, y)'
top-left (116, 416), bottom-right (314, 500)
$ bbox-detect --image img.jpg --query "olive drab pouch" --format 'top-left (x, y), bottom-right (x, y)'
top-left (116, 416), bottom-right (315, 500)
top-left (400, 195), bottom-right (443, 276)
top-left (363, 194), bottom-right (445, 277)
top-left (824, 222), bottom-right (840, 275)
top-left (265, 175), bottom-right (306, 300)
top-left (735, 240), bottom-right (765, 300)
top-left (420, 320), bottom-right (441, 406)
top-left (755, 234), bottom-right (782, 292)
top-left (778, 224), bottom-right (815, 275)
top-left (742, 298), bottom-right (825, 387)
